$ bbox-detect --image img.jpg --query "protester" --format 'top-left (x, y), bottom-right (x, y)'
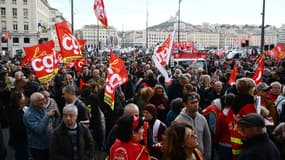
top-left (237, 113), bottom-right (281, 160)
top-left (49, 104), bottom-right (94, 160)
top-left (23, 92), bottom-right (56, 160)
top-left (175, 92), bottom-right (212, 160)
top-left (162, 121), bottom-right (204, 160)
top-left (108, 115), bottom-right (151, 160)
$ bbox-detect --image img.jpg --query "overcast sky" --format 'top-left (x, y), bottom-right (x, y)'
top-left (49, 0), bottom-right (285, 31)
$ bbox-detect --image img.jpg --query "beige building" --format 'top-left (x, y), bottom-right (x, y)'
top-left (74, 24), bottom-right (120, 50)
top-left (0, 0), bottom-right (65, 57)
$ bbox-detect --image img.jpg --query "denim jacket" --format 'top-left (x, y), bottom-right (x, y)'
top-left (23, 106), bottom-right (51, 150)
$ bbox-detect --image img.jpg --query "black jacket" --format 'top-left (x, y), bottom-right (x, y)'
top-left (238, 133), bottom-right (281, 160)
top-left (49, 123), bottom-right (94, 160)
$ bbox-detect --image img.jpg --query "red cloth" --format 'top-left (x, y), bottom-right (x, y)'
top-left (109, 139), bottom-right (150, 160)
top-left (227, 104), bottom-right (256, 160)
top-left (216, 111), bottom-right (231, 145)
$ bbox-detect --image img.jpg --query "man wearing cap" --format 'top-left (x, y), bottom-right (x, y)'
top-left (237, 113), bottom-right (281, 160)
top-left (255, 82), bottom-right (279, 126)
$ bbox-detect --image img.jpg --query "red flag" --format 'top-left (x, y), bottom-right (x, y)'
top-left (228, 64), bottom-right (238, 86)
top-left (216, 50), bottom-right (224, 57)
top-left (23, 40), bottom-right (58, 83)
top-left (94, 0), bottom-right (108, 29)
top-left (3, 31), bottom-right (10, 41)
top-left (255, 52), bottom-right (265, 65)
top-left (152, 31), bottom-right (175, 83)
top-left (104, 50), bottom-right (128, 110)
top-left (75, 58), bottom-right (88, 72)
top-left (271, 43), bottom-right (285, 60)
top-left (79, 78), bottom-right (85, 91)
top-left (78, 39), bottom-right (87, 50)
top-left (55, 21), bottom-right (83, 63)
top-left (252, 56), bottom-right (265, 85)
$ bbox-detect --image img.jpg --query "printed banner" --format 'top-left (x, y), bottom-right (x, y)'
top-left (55, 21), bottom-right (83, 63)
top-left (23, 40), bottom-right (58, 83)
top-left (104, 50), bottom-right (128, 110)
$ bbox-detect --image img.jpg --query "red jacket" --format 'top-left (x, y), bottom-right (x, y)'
top-left (227, 104), bottom-right (256, 160)
top-left (216, 109), bottom-right (231, 145)
top-left (109, 139), bottom-right (151, 160)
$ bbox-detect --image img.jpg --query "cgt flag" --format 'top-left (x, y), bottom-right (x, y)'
top-left (104, 50), bottom-right (128, 110)
top-left (152, 31), bottom-right (175, 83)
top-left (23, 40), bottom-right (58, 83)
top-left (94, 0), bottom-right (108, 29)
top-left (55, 21), bottom-right (83, 63)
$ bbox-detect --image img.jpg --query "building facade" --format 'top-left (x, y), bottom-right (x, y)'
top-left (0, 0), bottom-right (65, 57)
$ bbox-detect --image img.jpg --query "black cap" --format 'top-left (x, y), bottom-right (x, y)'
top-left (237, 113), bottom-right (265, 127)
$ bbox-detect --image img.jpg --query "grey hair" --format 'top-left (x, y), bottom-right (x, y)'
top-left (124, 103), bottom-right (139, 114)
top-left (63, 85), bottom-right (76, 95)
top-left (63, 104), bottom-right (78, 116)
top-left (30, 92), bottom-right (44, 104)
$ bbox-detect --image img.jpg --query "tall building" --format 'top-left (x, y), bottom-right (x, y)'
top-left (74, 24), bottom-right (120, 50)
top-left (0, 0), bottom-right (65, 57)
top-left (279, 24), bottom-right (285, 44)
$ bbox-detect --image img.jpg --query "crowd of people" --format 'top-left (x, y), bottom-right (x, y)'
top-left (0, 49), bottom-right (285, 160)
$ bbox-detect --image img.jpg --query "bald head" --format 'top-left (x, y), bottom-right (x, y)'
top-left (123, 103), bottom-right (139, 116)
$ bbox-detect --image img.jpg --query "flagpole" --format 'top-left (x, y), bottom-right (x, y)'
top-left (178, 0), bottom-right (181, 43)
top-left (260, 0), bottom-right (265, 53)
top-left (146, 0), bottom-right (149, 49)
top-left (97, 20), bottom-right (100, 56)
top-left (71, 0), bottom-right (74, 33)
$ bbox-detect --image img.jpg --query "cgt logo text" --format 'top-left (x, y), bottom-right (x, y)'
top-left (31, 52), bottom-right (57, 73)
top-left (62, 34), bottom-right (81, 55)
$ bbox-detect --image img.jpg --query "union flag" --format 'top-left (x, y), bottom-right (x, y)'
top-left (94, 0), bottom-right (108, 29)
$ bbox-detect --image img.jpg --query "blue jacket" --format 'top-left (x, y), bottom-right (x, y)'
top-left (23, 106), bottom-right (51, 150)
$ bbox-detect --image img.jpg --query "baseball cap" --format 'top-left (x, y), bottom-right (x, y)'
top-left (256, 82), bottom-right (272, 91)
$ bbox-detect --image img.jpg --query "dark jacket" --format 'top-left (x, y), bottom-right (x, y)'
top-left (49, 123), bottom-right (94, 160)
top-left (238, 133), bottom-right (281, 160)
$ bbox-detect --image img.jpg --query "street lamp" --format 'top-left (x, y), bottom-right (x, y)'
top-left (260, 0), bottom-right (265, 53)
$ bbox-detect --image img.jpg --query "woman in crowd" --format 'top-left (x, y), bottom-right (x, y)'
top-left (7, 90), bottom-right (29, 160)
top-left (162, 122), bottom-right (204, 160)
top-left (109, 115), bottom-right (151, 160)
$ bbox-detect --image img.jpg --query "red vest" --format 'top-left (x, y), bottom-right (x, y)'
top-left (109, 139), bottom-right (151, 160)
top-left (202, 105), bottom-right (221, 117)
top-left (227, 104), bottom-right (256, 160)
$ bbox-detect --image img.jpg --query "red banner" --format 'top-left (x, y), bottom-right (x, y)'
top-left (94, 0), bottom-right (108, 29)
top-left (55, 21), bottom-right (83, 63)
top-left (228, 64), bottom-right (238, 86)
top-left (252, 54), bottom-right (265, 85)
top-left (104, 50), bottom-right (128, 110)
top-left (23, 40), bottom-right (58, 83)
top-left (272, 43), bottom-right (285, 60)
top-left (3, 31), bottom-right (10, 41)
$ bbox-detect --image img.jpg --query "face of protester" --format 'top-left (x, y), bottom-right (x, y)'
top-left (63, 111), bottom-right (77, 128)
top-left (184, 127), bottom-right (198, 149)
top-left (83, 66), bottom-right (89, 75)
top-left (132, 126), bottom-right (144, 142)
top-left (143, 110), bottom-right (153, 121)
top-left (62, 91), bottom-right (73, 103)
top-left (271, 84), bottom-right (281, 96)
top-left (154, 87), bottom-right (164, 96)
top-left (185, 98), bottom-right (199, 115)
top-left (214, 82), bottom-right (223, 93)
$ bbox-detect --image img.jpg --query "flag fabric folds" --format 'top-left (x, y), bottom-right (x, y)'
top-left (23, 40), bottom-right (58, 83)
top-left (271, 43), bottom-right (285, 60)
top-left (94, 0), bottom-right (108, 29)
top-left (252, 53), bottom-right (265, 85)
top-left (104, 50), bottom-right (128, 110)
top-left (228, 64), bottom-right (238, 86)
top-left (3, 31), bottom-right (10, 41)
top-left (152, 31), bottom-right (175, 83)
top-left (55, 21), bottom-right (83, 63)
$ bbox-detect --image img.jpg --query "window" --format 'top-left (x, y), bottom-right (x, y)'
top-left (12, 0), bottom-right (16, 4)
top-left (23, 0), bottom-right (27, 5)
top-left (13, 37), bottom-right (19, 43)
top-left (23, 8), bottom-right (28, 17)
top-left (13, 22), bottom-right (18, 31)
top-left (0, 7), bottom-right (5, 16)
top-left (1, 21), bottom-right (6, 31)
top-left (24, 23), bottom-right (28, 31)
top-left (24, 37), bottom-right (30, 43)
top-left (12, 8), bottom-right (17, 17)
top-left (0, 0), bottom-right (5, 3)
